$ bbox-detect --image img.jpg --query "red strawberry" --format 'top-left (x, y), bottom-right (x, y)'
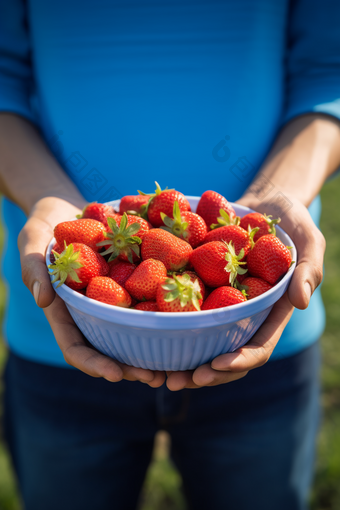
top-left (95, 252), bottom-right (110, 276)
top-left (48, 242), bottom-right (107, 290)
top-left (54, 219), bottom-right (106, 253)
top-left (49, 242), bottom-right (63, 263)
top-left (160, 201), bottom-right (207, 248)
top-left (201, 287), bottom-right (246, 310)
top-left (119, 195), bottom-right (150, 217)
top-left (76, 202), bottom-right (119, 227)
top-left (247, 235), bottom-right (293, 285)
top-left (240, 213), bottom-right (280, 242)
top-left (156, 273), bottom-right (203, 312)
top-left (140, 182), bottom-right (191, 228)
top-left (86, 276), bottom-right (131, 307)
top-left (240, 277), bottom-right (273, 299)
top-left (141, 229), bottom-right (193, 271)
top-left (190, 241), bottom-right (247, 288)
top-left (134, 301), bottom-right (159, 312)
top-left (172, 270), bottom-right (206, 301)
top-left (108, 261), bottom-right (137, 288)
top-left (125, 259), bottom-right (167, 301)
top-left (196, 190), bottom-right (236, 230)
top-left (201, 225), bottom-right (258, 260)
top-left (98, 213), bottom-right (149, 264)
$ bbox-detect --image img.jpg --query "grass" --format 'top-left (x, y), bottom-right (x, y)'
top-left (0, 176), bottom-right (340, 509)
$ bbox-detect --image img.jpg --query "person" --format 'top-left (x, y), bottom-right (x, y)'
top-left (0, 1), bottom-right (340, 509)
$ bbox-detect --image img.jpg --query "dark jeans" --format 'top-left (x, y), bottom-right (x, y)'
top-left (3, 342), bottom-right (320, 510)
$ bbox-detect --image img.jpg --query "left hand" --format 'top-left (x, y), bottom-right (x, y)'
top-left (166, 193), bottom-right (325, 391)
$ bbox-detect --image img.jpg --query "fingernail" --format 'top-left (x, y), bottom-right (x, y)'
top-left (304, 282), bottom-right (312, 302)
top-left (33, 281), bottom-right (41, 305)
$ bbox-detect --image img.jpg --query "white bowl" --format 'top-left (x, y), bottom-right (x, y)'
top-left (45, 197), bottom-right (296, 370)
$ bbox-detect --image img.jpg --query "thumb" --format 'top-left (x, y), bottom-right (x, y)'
top-left (287, 222), bottom-right (325, 310)
top-left (18, 215), bottom-right (56, 308)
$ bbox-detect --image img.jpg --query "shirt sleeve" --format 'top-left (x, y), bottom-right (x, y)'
top-left (282, 0), bottom-right (340, 125)
top-left (0, 0), bottom-right (37, 124)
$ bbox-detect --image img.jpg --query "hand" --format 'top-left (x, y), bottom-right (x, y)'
top-left (18, 196), bottom-right (166, 387)
top-left (166, 193), bottom-right (325, 390)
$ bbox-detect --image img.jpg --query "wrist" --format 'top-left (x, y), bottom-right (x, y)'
top-left (24, 183), bottom-right (86, 216)
top-left (29, 196), bottom-right (86, 230)
top-left (240, 114), bottom-right (340, 211)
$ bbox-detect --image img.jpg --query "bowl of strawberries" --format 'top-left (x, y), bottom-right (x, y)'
top-left (46, 184), bottom-right (296, 371)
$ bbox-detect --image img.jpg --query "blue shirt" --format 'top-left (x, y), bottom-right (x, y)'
top-left (1, 0), bottom-right (339, 366)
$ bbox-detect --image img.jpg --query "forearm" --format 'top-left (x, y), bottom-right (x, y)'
top-left (0, 113), bottom-right (85, 215)
top-left (242, 114), bottom-right (340, 208)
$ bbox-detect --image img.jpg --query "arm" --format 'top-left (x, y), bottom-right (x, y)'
top-left (0, 0), bottom-right (163, 386)
top-left (166, 113), bottom-right (340, 390)
top-left (166, 0), bottom-right (340, 390)
top-left (0, 113), bottom-right (165, 387)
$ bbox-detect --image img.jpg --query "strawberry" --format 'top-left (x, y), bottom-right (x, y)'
top-left (134, 301), bottom-right (159, 312)
top-left (125, 259), bottom-right (167, 301)
top-left (76, 202), bottom-right (119, 227)
top-left (119, 195), bottom-right (150, 217)
top-left (190, 241), bottom-right (247, 287)
top-left (141, 229), bottom-right (193, 271)
top-left (239, 277), bottom-right (273, 299)
top-left (210, 209), bottom-right (240, 229)
top-left (240, 212), bottom-right (280, 242)
top-left (160, 201), bottom-right (207, 248)
top-left (108, 261), bottom-right (137, 288)
top-left (247, 235), bottom-right (293, 285)
top-left (96, 251), bottom-right (110, 276)
top-left (49, 242), bottom-right (63, 263)
top-left (172, 270), bottom-right (206, 301)
top-left (196, 190), bottom-right (236, 230)
top-left (156, 273), bottom-right (203, 312)
top-left (86, 276), bottom-right (131, 307)
top-left (201, 287), bottom-right (247, 310)
top-left (140, 182), bottom-right (191, 228)
top-left (54, 219), bottom-right (106, 253)
top-left (97, 213), bottom-right (149, 264)
top-left (48, 242), bottom-right (108, 290)
top-left (201, 225), bottom-right (258, 260)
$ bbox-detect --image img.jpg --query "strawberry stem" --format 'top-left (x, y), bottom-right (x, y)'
top-left (162, 274), bottom-right (202, 311)
top-left (97, 213), bottom-right (142, 263)
top-left (48, 243), bottom-right (83, 288)
top-left (210, 209), bottom-right (240, 229)
top-left (263, 214), bottom-right (281, 236)
top-left (223, 241), bottom-right (248, 287)
top-left (160, 201), bottom-right (188, 239)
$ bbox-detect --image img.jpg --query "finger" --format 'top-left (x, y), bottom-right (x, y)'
top-left (18, 216), bottom-right (56, 308)
top-left (192, 364), bottom-right (248, 386)
top-left (145, 371), bottom-right (167, 388)
top-left (210, 293), bottom-right (294, 374)
top-left (117, 363), bottom-right (166, 387)
top-left (44, 295), bottom-right (157, 384)
top-left (287, 221), bottom-right (325, 309)
top-left (237, 196), bottom-right (325, 310)
top-left (166, 370), bottom-right (199, 391)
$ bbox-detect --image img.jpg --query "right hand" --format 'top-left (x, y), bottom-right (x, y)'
top-left (17, 196), bottom-right (166, 387)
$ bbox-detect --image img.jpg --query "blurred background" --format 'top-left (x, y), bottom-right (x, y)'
top-left (0, 175), bottom-right (339, 510)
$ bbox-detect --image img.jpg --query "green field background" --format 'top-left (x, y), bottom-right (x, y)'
top-left (0, 178), bottom-right (339, 510)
